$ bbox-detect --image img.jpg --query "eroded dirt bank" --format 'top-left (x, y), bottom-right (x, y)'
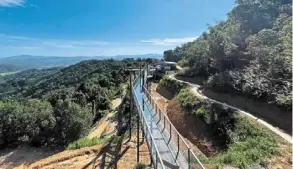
top-left (152, 83), bottom-right (211, 157)
top-left (166, 97), bottom-right (219, 156)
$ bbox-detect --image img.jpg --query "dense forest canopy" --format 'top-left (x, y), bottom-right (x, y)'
top-left (163, 0), bottom-right (292, 110)
top-left (0, 58), bottom-right (151, 147)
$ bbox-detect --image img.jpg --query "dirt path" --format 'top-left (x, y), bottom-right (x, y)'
top-left (169, 73), bottom-right (292, 144)
top-left (88, 112), bottom-right (117, 139)
top-left (88, 98), bottom-right (123, 139)
top-left (111, 98), bottom-right (122, 110)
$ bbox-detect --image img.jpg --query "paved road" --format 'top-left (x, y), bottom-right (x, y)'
top-left (169, 73), bottom-right (292, 144)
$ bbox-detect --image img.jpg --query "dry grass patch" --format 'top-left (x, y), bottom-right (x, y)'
top-left (14, 144), bottom-right (104, 169)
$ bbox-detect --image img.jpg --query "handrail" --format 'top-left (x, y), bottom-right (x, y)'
top-left (131, 66), bottom-right (205, 169)
top-left (131, 67), bottom-right (166, 169)
top-left (141, 69), bottom-right (205, 169)
top-left (143, 85), bottom-right (188, 145)
top-left (143, 85), bottom-right (189, 148)
top-left (132, 86), bottom-right (166, 169)
top-left (143, 95), bottom-right (180, 166)
top-left (143, 85), bottom-right (205, 169)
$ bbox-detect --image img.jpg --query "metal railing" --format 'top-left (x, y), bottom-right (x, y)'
top-left (131, 67), bottom-right (205, 169)
top-left (132, 71), bottom-right (166, 169)
top-left (142, 81), bottom-right (205, 169)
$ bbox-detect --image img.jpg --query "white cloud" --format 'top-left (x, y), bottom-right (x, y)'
top-left (0, 34), bottom-right (173, 56)
top-left (29, 4), bottom-right (38, 8)
top-left (0, 0), bottom-right (25, 7)
top-left (0, 34), bottom-right (110, 49)
top-left (70, 40), bottom-right (110, 46)
top-left (0, 34), bottom-right (36, 40)
top-left (141, 37), bottom-right (197, 46)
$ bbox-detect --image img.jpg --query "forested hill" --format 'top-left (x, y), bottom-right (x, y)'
top-left (164, 0), bottom-right (292, 110)
top-left (0, 54), bottom-right (161, 73)
top-left (0, 59), bottom-right (145, 147)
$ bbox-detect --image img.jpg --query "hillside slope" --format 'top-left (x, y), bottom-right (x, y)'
top-left (164, 0), bottom-right (292, 112)
top-left (0, 59), bottom-right (143, 150)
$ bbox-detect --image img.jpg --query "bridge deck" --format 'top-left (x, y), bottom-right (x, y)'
top-left (132, 68), bottom-right (205, 169)
top-left (134, 82), bottom-right (193, 169)
top-left (134, 84), bottom-right (177, 168)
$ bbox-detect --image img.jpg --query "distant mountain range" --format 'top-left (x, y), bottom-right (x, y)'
top-left (0, 54), bottom-right (162, 73)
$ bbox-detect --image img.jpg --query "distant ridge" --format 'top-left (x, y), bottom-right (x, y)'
top-left (0, 54), bottom-right (162, 72)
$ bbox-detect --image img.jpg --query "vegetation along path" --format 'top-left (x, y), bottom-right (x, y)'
top-left (169, 72), bottom-right (292, 144)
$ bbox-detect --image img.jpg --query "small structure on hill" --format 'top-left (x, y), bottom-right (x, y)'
top-left (148, 61), bottom-right (177, 81)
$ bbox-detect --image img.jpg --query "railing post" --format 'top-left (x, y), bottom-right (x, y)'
top-left (142, 96), bottom-right (145, 111)
top-left (163, 116), bottom-right (166, 132)
top-left (177, 134), bottom-right (180, 151)
top-left (159, 109), bottom-right (161, 122)
top-left (155, 152), bottom-right (158, 169)
top-left (137, 110), bottom-right (140, 162)
top-left (150, 138), bottom-right (153, 165)
top-left (169, 123), bottom-right (172, 143)
top-left (176, 134), bottom-right (180, 160)
top-left (142, 114), bottom-right (145, 142)
top-left (188, 148), bottom-right (191, 169)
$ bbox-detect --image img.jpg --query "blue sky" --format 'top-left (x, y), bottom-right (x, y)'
top-left (0, 0), bottom-right (235, 56)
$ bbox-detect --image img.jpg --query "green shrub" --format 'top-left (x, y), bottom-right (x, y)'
top-left (205, 71), bottom-right (242, 94)
top-left (54, 100), bottom-right (93, 144)
top-left (276, 93), bottom-right (292, 111)
top-left (195, 105), bottom-right (208, 121)
top-left (158, 76), bottom-right (188, 94)
top-left (0, 99), bottom-right (56, 147)
top-left (211, 135), bottom-right (277, 168)
top-left (178, 89), bottom-right (237, 146)
top-left (195, 118), bottom-right (278, 168)
top-left (66, 137), bottom-right (107, 150)
top-left (134, 162), bottom-right (147, 169)
top-left (177, 89), bottom-right (277, 168)
top-left (178, 88), bottom-right (202, 110)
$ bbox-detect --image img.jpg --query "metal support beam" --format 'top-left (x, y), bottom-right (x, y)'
top-left (129, 72), bottom-right (132, 140)
top-left (139, 61), bottom-right (142, 91)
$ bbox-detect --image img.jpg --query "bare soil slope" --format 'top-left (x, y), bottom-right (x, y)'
top-left (0, 145), bottom-right (63, 169)
top-left (166, 97), bottom-right (218, 156)
top-left (13, 133), bottom-right (151, 169)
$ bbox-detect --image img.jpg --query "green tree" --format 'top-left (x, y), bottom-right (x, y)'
top-left (53, 99), bottom-right (93, 144)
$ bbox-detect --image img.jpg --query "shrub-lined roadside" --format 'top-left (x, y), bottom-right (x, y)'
top-left (177, 87), bottom-right (287, 168)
